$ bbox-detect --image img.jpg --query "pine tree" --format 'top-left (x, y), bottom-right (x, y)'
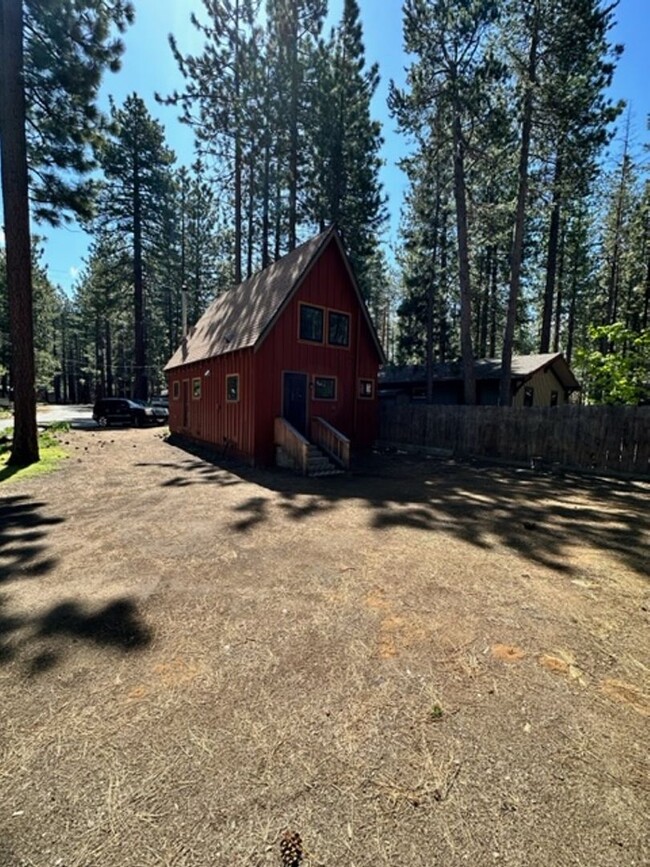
top-left (266, 0), bottom-right (326, 250)
top-left (391, 0), bottom-right (502, 404)
top-left (0, 0), bottom-right (133, 466)
top-left (97, 94), bottom-right (175, 399)
top-left (536, 0), bottom-right (621, 352)
top-left (307, 0), bottom-right (386, 298)
top-left (163, 0), bottom-right (258, 283)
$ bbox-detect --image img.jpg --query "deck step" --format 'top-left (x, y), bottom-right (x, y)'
top-left (306, 443), bottom-right (343, 477)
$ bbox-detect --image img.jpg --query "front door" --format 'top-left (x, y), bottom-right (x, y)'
top-left (283, 372), bottom-right (308, 435)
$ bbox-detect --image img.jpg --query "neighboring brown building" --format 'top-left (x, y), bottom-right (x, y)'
top-left (380, 353), bottom-right (581, 407)
top-left (164, 227), bottom-right (385, 471)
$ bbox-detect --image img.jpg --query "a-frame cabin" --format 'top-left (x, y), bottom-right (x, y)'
top-left (164, 226), bottom-right (385, 472)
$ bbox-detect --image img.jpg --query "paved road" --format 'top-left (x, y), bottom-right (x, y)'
top-left (0, 404), bottom-right (95, 432)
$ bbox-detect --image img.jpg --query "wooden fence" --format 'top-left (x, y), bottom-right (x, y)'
top-left (379, 404), bottom-right (650, 477)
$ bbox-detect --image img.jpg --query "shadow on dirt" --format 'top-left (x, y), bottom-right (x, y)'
top-left (0, 495), bottom-right (63, 583)
top-left (1, 594), bottom-right (152, 676)
top-left (0, 495), bottom-right (151, 675)
top-left (161, 439), bottom-right (650, 579)
top-left (135, 458), bottom-right (244, 490)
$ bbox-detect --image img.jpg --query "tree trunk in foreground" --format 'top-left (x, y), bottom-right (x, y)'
top-left (0, 0), bottom-right (39, 466)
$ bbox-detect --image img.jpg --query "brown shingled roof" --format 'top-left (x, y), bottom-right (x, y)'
top-left (381, 353), bottom-right (581, 390)
top-left (165, 227), bottom-right (336, 371)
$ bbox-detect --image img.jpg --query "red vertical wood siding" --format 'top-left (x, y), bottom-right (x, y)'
top-left (166, 347), bottom-right (256, 462)
top-left (253, 239), bottom-right (381, 465)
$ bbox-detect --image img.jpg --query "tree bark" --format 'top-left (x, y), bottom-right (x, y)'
top-left (233, 0), bottom-right (243, 282)
top-left (132, 146), bottom-right (147, 399)
top-left (0, 0), bottom-right (39, 465)
top-left (540, 155), bottom-right (562, 352)
top-left (553, 221), bottom-right (565, 353)
top-left (451, 106), bottom-right (476, 405)
top-left (500, 2), bottom-right (539, 406)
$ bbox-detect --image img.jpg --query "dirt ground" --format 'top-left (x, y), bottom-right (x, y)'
top-left (1, 427), bottom-right (648, 867)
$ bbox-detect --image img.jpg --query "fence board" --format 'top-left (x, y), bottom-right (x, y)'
top-left (379, 404), bottom-right (650, 478)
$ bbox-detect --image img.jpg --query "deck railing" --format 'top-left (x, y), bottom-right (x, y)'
top-left (311, 416), bottom-right (350, 469)
top-left (274, 417), bottom-right (310, 474)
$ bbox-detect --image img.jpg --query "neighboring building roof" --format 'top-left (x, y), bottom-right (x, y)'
top-left (165, 226), bottom-right (385, 371)
top-left (380, 353), bottom-right (581, 390)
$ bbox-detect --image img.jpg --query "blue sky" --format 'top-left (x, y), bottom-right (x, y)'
top-left (11, 0), bottom-right (650, 294)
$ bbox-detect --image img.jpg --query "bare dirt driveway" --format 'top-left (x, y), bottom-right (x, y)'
top-left (1, 427), bottom-right (648, 867)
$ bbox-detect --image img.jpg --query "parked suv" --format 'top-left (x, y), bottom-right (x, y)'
top-left (93, 398), bottom-right (157, 428)
top-left (132, 398), bottom-right (169, 425)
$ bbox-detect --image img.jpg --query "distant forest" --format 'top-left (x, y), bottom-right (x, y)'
top-left (1, 0), bottom-right (648, 418)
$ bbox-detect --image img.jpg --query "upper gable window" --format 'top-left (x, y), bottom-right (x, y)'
top-left (299, 304), bottom-right (324, 343)
top-left (328, 311), bottom-right (350, 347)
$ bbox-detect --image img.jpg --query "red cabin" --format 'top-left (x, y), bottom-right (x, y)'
top-left (164, 227), bottom-right (385, 472)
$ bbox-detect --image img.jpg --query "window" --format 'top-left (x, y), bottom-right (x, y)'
top-left (359, 379), bottom-right (374, 399)
top-left (328, 310), bottom-right (350, 347)
top-left (192, 377), bottom-right (201, 400)
top-left (299, 304), bottom-right (324, 342)
top-left (226, 374), bottom-right (239, 403)
top-left (523, 386), bottom-right (534, 407)
top-left (172, 381), bottom-right (180, 400)
top-left (550, 390), bottom-right (558, 407)
top-left (313, 376), bottom-right (336, 400)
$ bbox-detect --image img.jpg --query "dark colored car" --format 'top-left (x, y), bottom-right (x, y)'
top-left (132, 398), bottom-right (169, 425)
top-left (93, 398), bottom-right (158, 428)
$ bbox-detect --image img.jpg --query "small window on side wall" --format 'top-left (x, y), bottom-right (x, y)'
top-left (192, 377), bottom-right (201, 399)
top-left (523, 386), bottom-right (534, 407)
top-left (172, 381), bottom-right (180, 400)
top-left (299, 304), bottom-right (324, 342)
top-left (313, 376), bottom-right (336, 400)
top-left (550, 390), bottom-right (558, 407)
top-left (226, 374), bottom-right (239, 402)
top-left (359, 379), bottom-right (374, 399)
top-left (328, 311), bottom-right (350, 347)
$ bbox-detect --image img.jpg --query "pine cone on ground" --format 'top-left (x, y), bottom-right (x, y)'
top-left (280, 830), bottom-right (303, 866)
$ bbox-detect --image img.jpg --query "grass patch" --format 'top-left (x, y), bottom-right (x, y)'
top-left (0, 428), bottom-right (68, 484)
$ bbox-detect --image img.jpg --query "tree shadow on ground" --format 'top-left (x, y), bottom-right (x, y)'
top-left (162, 441), bottom-right (650, 579)
top-left (0, 494), bottom-right (151, 676)
top-left (135, 458), bottom-right (244, 490)
top-left (0, 495), bottom-right (63, 583)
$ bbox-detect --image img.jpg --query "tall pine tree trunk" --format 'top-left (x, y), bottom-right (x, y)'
top-left (287, 8), bottom-right (299, 251)
top-left (261, 132), bottom-right (271, 268)
top-left (553, 222), bottom-right (565, 352)
top-left (133, 154), bottom-right (147, 399)
top-left (451, 107), bottom-right (476, 405)
top-left (0, 0), bottom-right (39, 465)
top-left (426, 192), bottom-right (440, 405)
top-left (105, 320), bottom-right (113, 397)
top-left (233, 0), bottom-right (243, 282)
top-left (540, 155), bottom-right (562, 352)
top-left (489, 247), bottom-right (498, 357)
top-left (501, 2), bottom-right (539, 406)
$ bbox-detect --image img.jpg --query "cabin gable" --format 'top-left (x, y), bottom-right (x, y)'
top-left (165, 229), bottom-right (384, 467)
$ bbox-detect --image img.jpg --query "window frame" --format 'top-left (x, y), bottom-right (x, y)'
top-left (358, 378), bottom-right (375, 400)
top-left (327, 309), bottom-right (351, 348)
top-left (550, 390), bottom-right (559, 407)
top-left (172, 381), bottom-right (180, 400)
top-left (312, 375), bottom-right (337, 401)
top-left (298, 302), bottom-right (325, 344)
top-left (523, 386), bottom-right (534, 407)
top-left (226, 373), bottom-right (240, 403)
top-left (192, 377), bottom-right (202, 400)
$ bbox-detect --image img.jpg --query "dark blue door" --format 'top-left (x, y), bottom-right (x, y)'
top-left (283, 372), bottom-right (308, 435)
